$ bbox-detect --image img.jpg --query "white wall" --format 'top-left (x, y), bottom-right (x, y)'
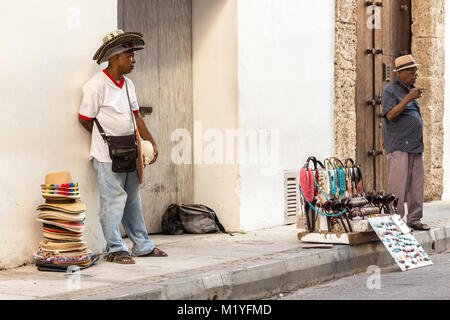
top-left (443, 0), bottom-right (450, 200)
top-left (0, 0), bottom-right (117, 268)
top-left (237, 0), bottom-right (335, 230)
top-left (192, 0), bottom-right (240, 231)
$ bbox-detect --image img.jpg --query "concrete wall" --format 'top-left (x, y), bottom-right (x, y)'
top-left (192, 0), bottom-right (240, 231)
top-left (237, 0), bottom-right (335, 230)
top-left (192, 0), bottom-right (335, 232)
top-left (0, 0), bottom-right (117, 268)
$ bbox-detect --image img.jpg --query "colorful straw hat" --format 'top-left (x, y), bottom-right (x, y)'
top-left (39, 239), bottom-right (87, 253)
top-left (44, 171), bottom-right (76, 185)
top-left (42, 224), bottom-right (83, 241)
top-left (41, 193), bottom-right (80, 200)
top-left (42, 230), bottom-right (83, 242)
top-left (42, 172), bottom-right (80, 200)
top-left (93, 29), bottom-right (145, 65)
top-left (36, 219), bottom-right (85, 233)
top-left (42, 224), bottom-right (82, 235)
top-left (37, 210), bottom-right (86, 222)
top-left (35, 172), bottom-right (98, 271)
top-left (37, 199), bottom-right (86, 213)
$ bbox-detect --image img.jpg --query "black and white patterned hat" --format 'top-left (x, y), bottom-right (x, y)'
top-left (93, 29), bottom-right (145, 64)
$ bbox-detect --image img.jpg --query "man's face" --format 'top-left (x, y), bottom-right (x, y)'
top-left (115, 51), bottom-right (136, 74)
top-left (399, 67), bottom-right (418, 86)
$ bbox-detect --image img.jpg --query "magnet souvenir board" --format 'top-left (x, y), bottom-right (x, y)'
top-left (367, 216), bottom-right (433, 272)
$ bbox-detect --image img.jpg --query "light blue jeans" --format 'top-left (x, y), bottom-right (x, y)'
top-left (93, 159), bottom-right (154, 256)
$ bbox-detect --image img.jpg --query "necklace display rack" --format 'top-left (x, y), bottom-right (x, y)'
top-left (297, 156), bottom-right (434, 271)
top-left (297, 156), bottom-right (400, 245)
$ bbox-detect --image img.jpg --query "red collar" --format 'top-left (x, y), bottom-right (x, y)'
top-left (103, 69), bottom-right (124, 89)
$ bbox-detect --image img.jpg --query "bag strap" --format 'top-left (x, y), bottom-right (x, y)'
top-left (94, 118), bottom-right (109, 144)
top-left (124, 80), bottom-right (137, 136)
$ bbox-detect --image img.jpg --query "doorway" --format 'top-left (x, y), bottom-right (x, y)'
top-left (355, 0), bottom-right (412, 193)
top-left (118, 0), bottom-right (194, 233)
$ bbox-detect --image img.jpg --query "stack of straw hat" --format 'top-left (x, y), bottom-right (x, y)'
top-left (33, 172), bottom-right (98, 272)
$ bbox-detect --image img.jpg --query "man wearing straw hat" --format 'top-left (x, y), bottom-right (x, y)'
top-left (381, 54), bottom-right (429, 231)
top-left (78, 30), bottom-right (168, 264)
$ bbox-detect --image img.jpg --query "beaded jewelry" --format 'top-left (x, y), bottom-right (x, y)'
top-left (329, 169), bottom-right (337, 198)
top-left (337, 166), bottom-right (346, 197)
top-left (300, 167), bottom-right (315, 203)
top-left (316, 169), bottom-right (327, 204)
top-left (322, 167), bottom-right (331, 196)
top-left (299, 175), bottom-right (347, 218)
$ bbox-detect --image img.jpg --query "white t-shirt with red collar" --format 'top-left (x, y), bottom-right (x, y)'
top-left (79, 69), bottom-right (140, 163)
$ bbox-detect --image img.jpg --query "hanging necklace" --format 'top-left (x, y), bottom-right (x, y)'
top-left (300, 167), bottom-right (315, 203)
top-left (351, 167), bottom-right (358, 195)
top-left (337, 167), bottom-right (346, 196)
top-left (322, 168), bottom-right (331, 196)
top-left (329, 169), bottom-right (337, 197)
top-left (346, 168), bottom-right (353, 195)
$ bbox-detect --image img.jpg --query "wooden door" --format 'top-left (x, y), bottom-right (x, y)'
top-left (118, 0), bottom-right (193, 233)
top-left (356, 0), bottom-right (411, 194)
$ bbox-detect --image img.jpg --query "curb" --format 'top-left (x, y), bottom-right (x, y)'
top-left (55, 224), bottom-right (450, 300)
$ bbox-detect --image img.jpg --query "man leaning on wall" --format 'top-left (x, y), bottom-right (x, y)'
top-left (381, 54), bottom-right (430, 231)
top-left (78, 30), bottom-right (168, 264)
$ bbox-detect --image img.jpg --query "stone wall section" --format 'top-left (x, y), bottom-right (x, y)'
top-left (411, 0), bottom-right (445, 201)
top-left (334, 0), bottom-right (358, 160)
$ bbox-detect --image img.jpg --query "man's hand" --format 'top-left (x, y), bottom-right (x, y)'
top-left (150, 143), bottom-right (158, 165)
top-left (386, 86), bottom-right (425, 121)
top-left (407, 86), bottom-right (424, 101)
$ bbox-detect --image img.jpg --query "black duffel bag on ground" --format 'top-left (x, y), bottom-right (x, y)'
top-left (161, 204), bottom-right (232, 235)
top-left (161, 204), bottom-right (185, 235)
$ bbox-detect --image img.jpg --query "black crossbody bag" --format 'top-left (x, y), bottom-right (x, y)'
top-left (94, 80), bottom-right (138, 173)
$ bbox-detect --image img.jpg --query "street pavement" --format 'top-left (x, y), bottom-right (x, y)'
top-left (0, 200), bottom-right (448, 300)
top-left (277, 251), bottom-right (450, 300)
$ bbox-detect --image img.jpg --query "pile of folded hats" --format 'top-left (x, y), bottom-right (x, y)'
top-left (33, 171), bottom-right (98, 272)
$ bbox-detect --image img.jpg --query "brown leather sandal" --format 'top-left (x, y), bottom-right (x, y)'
top-left (105, 251), bottom-right (136, 264)
top-left (139, 248), bottom-right (168, 257)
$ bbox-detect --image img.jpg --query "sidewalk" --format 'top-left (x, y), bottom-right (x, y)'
top-left (0, 201), bottom-right (449, 300)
